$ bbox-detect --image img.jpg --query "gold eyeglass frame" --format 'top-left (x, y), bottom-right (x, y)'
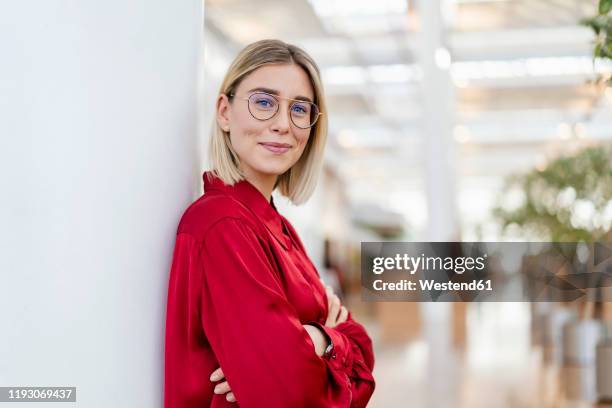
top-left (228, 91), bottom-right (323, 129)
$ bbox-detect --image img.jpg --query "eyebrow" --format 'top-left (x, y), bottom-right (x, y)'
top-left (247, 87), bottom-right (314, 103)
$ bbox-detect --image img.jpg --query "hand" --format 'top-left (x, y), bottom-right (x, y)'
top-left (303, 324), bottom-right (329, 357)
top-left (324, 285), bottom-right (348, 328)
top-left (210, 367), bottom-right (236, 403)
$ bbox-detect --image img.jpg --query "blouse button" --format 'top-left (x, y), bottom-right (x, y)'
top-left (332, 353), bottom-right (337, 359)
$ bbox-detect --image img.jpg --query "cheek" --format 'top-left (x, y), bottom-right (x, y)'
top-left (230, 108), bottom-right (265, 138)
top-left (295, 132), bottom-right (311, 151)
top-left (230, 125), bottom-right (263, 148)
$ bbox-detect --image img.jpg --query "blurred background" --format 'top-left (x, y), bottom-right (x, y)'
top-left (1, 0), bottom-right (611, 406)
top-left (201, 0), bottom-right (612, 407)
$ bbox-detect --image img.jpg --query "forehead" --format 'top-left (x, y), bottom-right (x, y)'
top-left (236, 64), bottom-right (314, 100)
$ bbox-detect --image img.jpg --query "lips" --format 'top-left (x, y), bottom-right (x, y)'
top-left (258, 142), bottom-right (292, 154)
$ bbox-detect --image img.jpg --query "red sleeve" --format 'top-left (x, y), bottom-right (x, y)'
top-left (280, 216), bottom-right (375, 407)
top-left (198, 218), bottom-right (371, 407)
top-left (165, 233), bottom-right (218, 407)
top-left (308, 316), bottom-right (376, 408)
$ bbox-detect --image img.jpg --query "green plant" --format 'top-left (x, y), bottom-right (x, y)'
top-left (493, 144), bottom-right (612, 241)
top-left (582, 0), bottom-right (612, 85)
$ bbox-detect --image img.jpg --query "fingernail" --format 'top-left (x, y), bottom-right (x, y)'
top-left (210, 373), bottom-right (220, 381)
top-left (214, 385), bottom-right (221, 394)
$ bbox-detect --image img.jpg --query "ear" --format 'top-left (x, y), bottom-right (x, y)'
top-left (216, 94), bottom-right (231, 132)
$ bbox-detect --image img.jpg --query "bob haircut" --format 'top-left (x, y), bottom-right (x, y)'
top-left (208, 39), bottom-right (327, 205)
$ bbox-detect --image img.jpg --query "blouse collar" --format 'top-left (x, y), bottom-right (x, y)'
top-left (203, 171), bottom-right (291, 250)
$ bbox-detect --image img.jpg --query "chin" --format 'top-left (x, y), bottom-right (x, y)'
top-left (255, 165), bottom-right (291, 177)
top-left (252, 160), bottom-right (294, 177)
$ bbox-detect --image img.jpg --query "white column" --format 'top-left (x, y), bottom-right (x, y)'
top-left (414, 1), bottom-right (461, 407)
top-left (0, 1), bottom-right (202, 406)
top-left (416, 0), bottom-right (459, 242)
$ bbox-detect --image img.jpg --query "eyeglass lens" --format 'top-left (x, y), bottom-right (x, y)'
top-left (247, 92), bottom-right (319, 129)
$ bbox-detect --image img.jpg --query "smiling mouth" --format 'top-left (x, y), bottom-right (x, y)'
top-left (258, 142), bottom-right (292, 154)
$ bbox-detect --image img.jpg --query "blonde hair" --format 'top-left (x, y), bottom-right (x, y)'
top-left (208, 39), bottom-right (327, 205)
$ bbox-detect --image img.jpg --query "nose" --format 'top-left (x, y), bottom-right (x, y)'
top-left (270, 101), bottom-right (291, 134)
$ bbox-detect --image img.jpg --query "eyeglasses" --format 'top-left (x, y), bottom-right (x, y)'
top-left (229, 91), bottom-right (322, 129)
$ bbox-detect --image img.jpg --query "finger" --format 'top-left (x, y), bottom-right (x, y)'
top-left (214, 381), bottom-right (231, 395)
top-left (325, 295), bottom-right (341, 327)
top-left (325, 286), bottom-right (333, 313)
top-left (226, 392), bottom-right (236, 403)
top-left (209, 367), bottom-right (224, 381)
top-left (325, 285), bottom-right (334, 305)
top-left (337, 305), bottom-right (349, 325)
top-left (331, 294), bottom-right (341, 317)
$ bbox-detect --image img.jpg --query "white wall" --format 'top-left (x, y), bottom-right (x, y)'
top-left (0, 1), bottom-right (202, 406)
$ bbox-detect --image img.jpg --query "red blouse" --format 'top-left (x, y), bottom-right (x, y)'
top-left (164, 171), bottom-right (375, 407)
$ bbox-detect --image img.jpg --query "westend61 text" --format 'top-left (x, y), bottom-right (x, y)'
top-left (372, 279), bottom-right (493, 292)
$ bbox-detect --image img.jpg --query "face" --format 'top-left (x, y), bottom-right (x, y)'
top-left (216, 63), bottom-right (315, 184)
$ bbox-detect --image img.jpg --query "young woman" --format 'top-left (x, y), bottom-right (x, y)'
top-left (164, 39), bottom-right (375, 407)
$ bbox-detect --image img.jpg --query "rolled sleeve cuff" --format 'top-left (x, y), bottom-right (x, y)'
top-left (306, 322), bottom-right (353, 372)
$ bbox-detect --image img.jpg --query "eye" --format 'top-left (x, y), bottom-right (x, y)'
top-left (252, 95), bottom-right (277, 109)
top-left (291, 103), bottom-right (310, 115)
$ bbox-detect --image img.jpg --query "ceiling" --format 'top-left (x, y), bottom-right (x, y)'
top-left (203, 0), bottom-right (612, 238)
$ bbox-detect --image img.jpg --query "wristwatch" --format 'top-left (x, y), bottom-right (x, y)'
top-left (323, 340), bottom-right (334, 359)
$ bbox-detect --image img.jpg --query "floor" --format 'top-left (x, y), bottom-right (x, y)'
top-left (362, 302), bottom-right (603, 408)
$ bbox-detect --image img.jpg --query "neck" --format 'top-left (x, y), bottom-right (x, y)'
top-left (242, 169), bottom-right (277, 203)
